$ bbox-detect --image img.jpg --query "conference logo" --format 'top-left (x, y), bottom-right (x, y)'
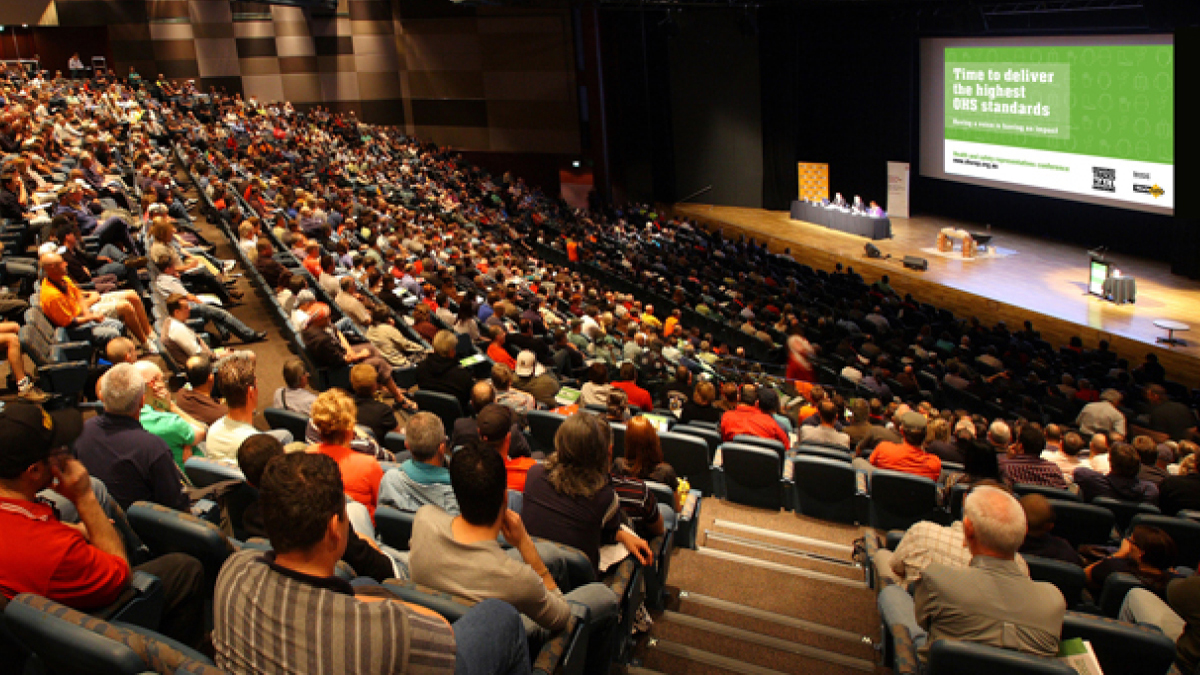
top-left (1092, 167), bottom-right (1116, 193)
top-left (1133, 184), bottom-right (1166, 199)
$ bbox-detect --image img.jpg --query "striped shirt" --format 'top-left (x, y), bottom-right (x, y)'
top-left (214, 550), bottom-right (456, 675)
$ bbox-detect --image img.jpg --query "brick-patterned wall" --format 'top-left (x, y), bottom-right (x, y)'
top-left (51, 0), bottom-right (580, 153)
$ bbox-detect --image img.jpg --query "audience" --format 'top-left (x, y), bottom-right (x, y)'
top-left (862, 411), bottom-right (941, 481)
top-left (799, 400), bottom-right (850, 449)
top-left (719, 384), bottom-right (790, 447)
top-left (206, 355), bottom-right (293, 462)
top-left (1017, 494), bottom-right (1083, 566)
top-left (272, 357), bottom-right (318, 415)
top-left (378, 412), bottom-right (458, 515)
top-left (1086, 524), bottom-right (1180, 598)
top-left (1073, 442), bottom-right (1159, 504)
top-left (308, 388), bottom-right (384, 520)
top-left (998, 425), bottom-right (1067, 489)
top-left (414, 329), bottom-right (476, 411)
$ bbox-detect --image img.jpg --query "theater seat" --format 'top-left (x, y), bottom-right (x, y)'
top-left (719, 443), bottom-right (789, 510)
top-left (1023, 554), bottom-right (1089, 611)
top-left (413, 390), bottom-right (465, 432)
top-left (672, 425), bottom-right (721, 461)
top-left (1046, 500), bottom-right (1115, 549)
top-left (1061, 610), bottom-right (1177, 675)
top-left (792, 455), bottom-right (859, 524)
top-left (183, 457), bottom-right (245, 488)
top-left (527, 410), bottom-right (567, 456)
top-left (4, 594), bottom-right (215, 675)
top-left (375, 505), bottom-right (416, 551)
top-left (1129, 514), bottom-right (1200, 570)
top-left (1093, 497), bottom-right (1160, 534)
top-left (1096, 572), bottom-right (1146, 618)
top-left (127, 502), bottom-right (236, 586)
top-left (1014, 483), bottom-right (1081, 503)
top-left (661, 432), bottom-right (716, 497)
top-left (868, 469), bottom-right (944, 531)
top-left (927, 639), bottom-right (1075, 675)
top-left (263, 407), bottom-right (309, 441)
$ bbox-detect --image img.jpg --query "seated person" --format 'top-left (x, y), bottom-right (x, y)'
top-left (1086, 524), bottom-right (1180, 599)
top-left (1073, 442), bottom-right (1159, 504)
top-left (213, 452), bottom-right (529, 675)
top-left (492, 363), bottom-right (537, 423)
top-left (798, 400), bottom-right (850, 449)
top-left (153, 256), bottom-right (265, 345)
top-left (207, 355), bottom-right (292, 462)
top-left (74, 363), bottom-right (189, 512)
top-left (513, 350), bottom-right (561, 409)
top-left (880, 486), bottom-right (1065, 663)
top-left (0, 320), bottom-right (49, 402)
top-left (272, 357), bottom-right (318, 415)
top-left (378, 412), bottom-right (459, 515)
top-left (0, 402), bottom-right (205, 648)
top-left (999, 425), bottom-right (1068, 489)
top-left (861, 411), bottom-right (941, 481)
top-left (349, 363), bottom-right (410, 441)
top-left (1017, 494), bottom-right (1083, 565)
top-left (302, 302), bottom-right (410, 405)
top-left (308, 388), bottom-right (384, 520)
top-left (227, 434), bottom-right (396, 581)
top-left (610, 362), bottom-right (653, 412)
top-left (450, 381), bottom-right (533, 459)
top-left (718, 384), bottom-right (790, 447)
top-left (475, 404), bottom-right (539, 493)
top-left (414, 329), bottom-right (477, 411)
top-left (486, 326), bottom-right (518, 369)
top-left (175, 355), bottom-right (229, 427)
top-left (522, 413), bottom-right (653, 575)
top-left (409, 442), bottom-right (617, 638)
top-left (132, 360), bottom-right (203, 471)
top-left (40, 250), bottom-right (155, 348)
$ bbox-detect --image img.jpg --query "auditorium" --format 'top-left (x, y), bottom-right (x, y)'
top-left (0, 0), bottom-right (1197, 674)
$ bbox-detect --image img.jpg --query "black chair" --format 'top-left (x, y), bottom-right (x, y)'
top-left (263, 407), bottom-right (309, 441)
top-left (610, 422), bottom-right (626, 459)
top-left (927, 638), bottom-right (1075, 675)
top-left (792, 456), bottom-right (858, 524)
top-left (1048, 500), bottom-right (1116, 549)
top-left (720, 443), bottom-right (789, 510)
top-left (375, 506), bottom-right (416, 551)
top-left (1023, 554), bottom-right (1088, 610)
top-left (413, 390), bottom-right (465, 432)
top-left (183, 457), bottom-right (245, 488)
top-left (731, 434), bottom-right (787, 459)
top-left (527, 410), bottom-right (567, 456)
top-left (796, 444), bottom-right (853, 462)
top-left (1093, 497), bottom-right (1160, 535)
top-left (1061, 610), bottom-right (1177, 675)
top-left (1129, 513), bottom-right (1200, 569)
top-left (869, 469), bottom-right (944, 531)
top-left (661, 432), bottom-right (716, 497)
top-left (1014, 484), bottom-right (1082, 503)
top-left (127, 502), bottom-right (235, 587)
top-left (1096, 571), bottom-right (1147, 618)
top-left (672, 425), bottom-right (721, 462)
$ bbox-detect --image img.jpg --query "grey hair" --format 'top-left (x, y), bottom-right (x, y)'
top-left (987, 420), bottom-right (1011, 445)
top-left (405, 412), bottom-right (446, 462)
top-left (101, 362), bottom-right (146, 417)
top-left (963, 486), bottom-right (1027, 555)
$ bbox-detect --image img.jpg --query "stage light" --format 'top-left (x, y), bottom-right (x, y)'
top-left (571, 160), bottom-right (581, 168)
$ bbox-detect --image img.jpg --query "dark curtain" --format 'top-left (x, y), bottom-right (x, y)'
top-left (759, 6), bottom-right (799, 211)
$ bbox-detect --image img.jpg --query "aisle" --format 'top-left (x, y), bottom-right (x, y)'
top-left (629, 501), bottom-right (881, 675)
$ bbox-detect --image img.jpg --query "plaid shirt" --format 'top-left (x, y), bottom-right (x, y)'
top-left (999, 454), bottom-right (1069, 490)
top-left (889, 520), bottom-right (1029, 585)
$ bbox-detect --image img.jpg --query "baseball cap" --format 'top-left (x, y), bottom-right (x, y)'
top-left (900, 411), bottom-right (927, 433)
top-left (476, 404), bottom-right (512, 443)
top-left (514, 350), bottom-right (542, 378)
top-left (0, 403), bottom-right (83, 478)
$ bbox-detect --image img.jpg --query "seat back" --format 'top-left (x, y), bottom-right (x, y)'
top-left (796, 445), bottom-right (853, 462)
top-left (1096, 571), bottom-right (1146, 618)
top-left (927, 638), bottom-right (1076, 675)
top-left (672, 425), bottom-right (721, 461)
top-left (791, 456), bottom-right (858, 524)
top-left (721, 443), bottom-right (786, 510)
top-left (731, 434), bottom-right (786, 458)
top-left (1014, 483), bottom-right (1081, 503)
top-left (127, 502), bottom-right (234, 584)
top-left (527, 410), bottom-right (567, 455)
top-left (1093, 497), bottom-right (1160, 535)
top-left (263, 407), bottom-right (310, 440)
top-left (1061, 610), bottom-right (1177, 675)
top-left (868, 469), bottom-right (943, 531)
top-left (375, 505), bottom-right (416, 551)
top-left (1129, 513), bottom-right (1200, 569)
top-left (947, 482), bottom-right (970, 521)
top-left (183, 457), bottom-right (245, 488)
top-left (610, 423), bottom-right (626, 459)
top-left (662, 432), bottom-right (715, 496)
top-left (1047, 500), bottom-right (1116, 548)
top-left (381, 580), bottom-right (475, 622)
top-left (1023, 554), bottom-right (1087, 610)
top-left (413, 390), bottom-right (465, 432)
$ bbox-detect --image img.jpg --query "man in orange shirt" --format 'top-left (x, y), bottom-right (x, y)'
top-left (39, 251), bottom-right (155, 348)
top-left (477, 404), bottom-right (536, 492)
top-left (865, 411), bottom-right (941, 481)
top-left (486, 326), bottom-right (518, 369)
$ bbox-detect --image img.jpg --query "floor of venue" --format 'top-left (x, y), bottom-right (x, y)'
top-left (631, 500), bottom-right (878, 675)
top-left (675, 204), bottom-right (1200, 387)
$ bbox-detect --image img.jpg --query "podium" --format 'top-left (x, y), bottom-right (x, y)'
top-left (1089, 255), bottom-right (1136, 304)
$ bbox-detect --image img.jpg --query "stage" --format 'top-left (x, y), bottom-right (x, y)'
top-left (673, 204), bottom-right (1200, 387)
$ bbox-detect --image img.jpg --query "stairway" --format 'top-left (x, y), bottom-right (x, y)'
top-left (628, 501), bottom-right (882, 675)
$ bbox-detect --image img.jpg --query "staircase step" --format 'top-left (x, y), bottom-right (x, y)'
top-left (695, 543), bottom-right (869, 587)
top-left (659, 611), bottom-right (875, 671)
top-left (673, 591), bottom-right (876, 660)
top-left (642, 633), bottom-right (868, 675)
top-left (700, 533), bottom-right (865, 582)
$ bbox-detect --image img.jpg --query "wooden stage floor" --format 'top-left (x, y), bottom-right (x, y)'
top-left (674, 204), bottom-right (1200, 386)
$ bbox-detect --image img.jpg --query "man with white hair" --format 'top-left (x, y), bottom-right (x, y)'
top-left (986, 419), bottom-right (1012, 453)
top-left (1077, 388), bottom-right (1127, 440)
top-left (879, 486), bottom-right (1065, 664)
top-left (73, 363), bottom-right (189, 511)
top-left (131, 360), bottom-right (205, 471)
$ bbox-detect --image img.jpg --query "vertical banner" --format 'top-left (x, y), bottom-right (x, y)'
top-left (887, 161), bottom-right (910, 218)
top-left (796, 162), bottom-right (830, 202)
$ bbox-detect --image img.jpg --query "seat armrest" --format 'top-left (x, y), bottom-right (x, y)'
top-left (108, 571), bottom-right (164, 630)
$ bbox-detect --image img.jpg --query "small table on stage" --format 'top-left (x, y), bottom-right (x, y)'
top-left (1103, 276), bottom-right (1137, 305)
top-left (1154, 319), bottom-right (1190, 347)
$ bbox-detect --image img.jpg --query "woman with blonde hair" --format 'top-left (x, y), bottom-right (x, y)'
top-left (309, 389), bottom-right (384, 521)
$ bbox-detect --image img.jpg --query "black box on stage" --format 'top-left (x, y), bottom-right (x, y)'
top-left (865, 243), bottom-right (882, 259)
top-left (903, 255), bottom-right (928, 271)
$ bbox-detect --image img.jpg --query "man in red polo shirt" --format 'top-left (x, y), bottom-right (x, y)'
top-left (478, 404), bottom-right (537, 492)
top-left (866, 411), bottom-right (942, 481)
top-left (719, 384), bottom-right (791, 448)
top-left (0, 402), bottom-right (206, 647)
top-left (611, 362), bottom-right (654, 412)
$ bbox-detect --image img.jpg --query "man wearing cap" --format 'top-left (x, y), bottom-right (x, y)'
top-left (719, 384), bottom-right (791, 448)
top-left (864, 411), bottom-right (941, 481)
top-left (0, 402), bottom-right (206, 647)
top-left (302, 302), bottom-right (410, 405)
top-left (74, 363), bottom-right (190, 512)
top-left (514, 350), bottom-right (561, 409)
top-left (1077, 389), bottom-right (1127, 440)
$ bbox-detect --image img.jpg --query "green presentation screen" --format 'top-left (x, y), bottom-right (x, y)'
top-left (921, 37), bottom-right (1173, 215)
